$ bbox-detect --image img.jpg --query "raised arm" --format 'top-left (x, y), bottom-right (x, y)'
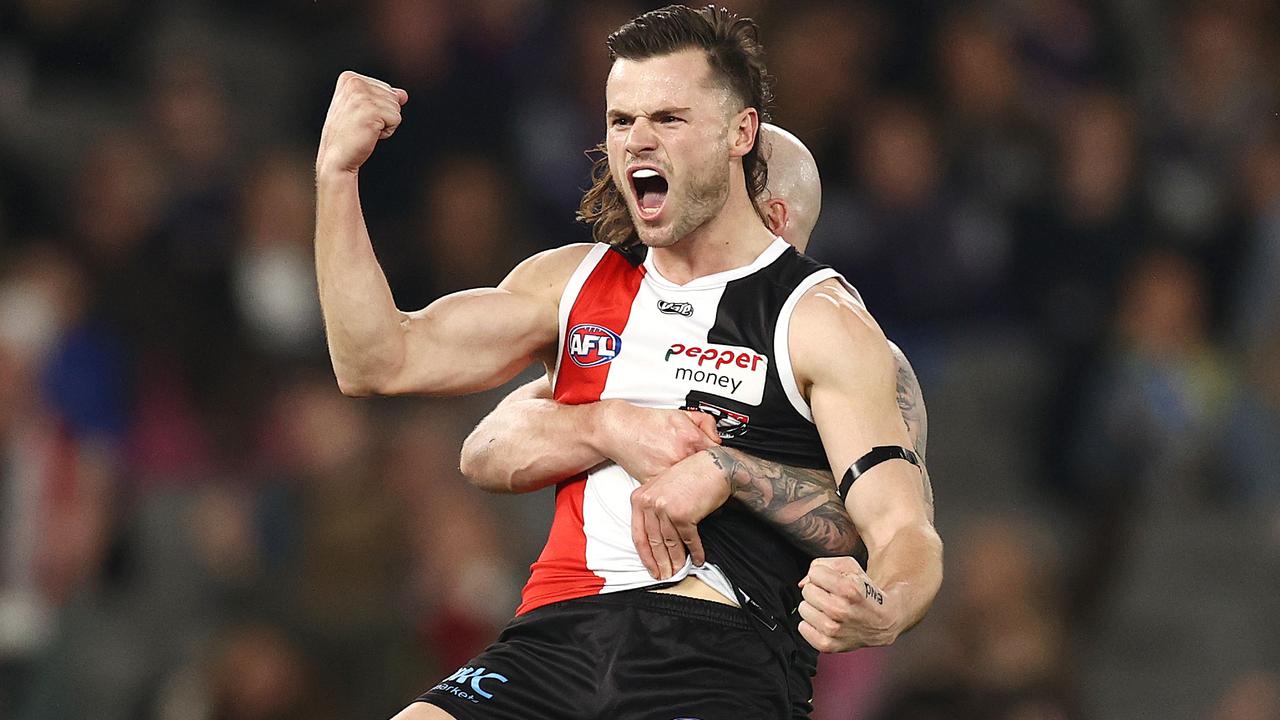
top-left (790, 281), bottom-right (942, 652)
top-left (315, 70), bottom-right (583, 397)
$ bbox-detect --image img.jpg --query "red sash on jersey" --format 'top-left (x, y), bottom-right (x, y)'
top-left (517, 248), bottom-right (645, 614)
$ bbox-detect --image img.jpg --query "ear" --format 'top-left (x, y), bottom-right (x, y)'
top-left (762, 197), bottom-right (788, 236)
top-left (728, 107), bottom-right (759, 159)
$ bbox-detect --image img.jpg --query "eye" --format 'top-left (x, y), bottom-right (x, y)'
top-left (610, 116), bottom-right (632, 128)
top-left (659, 114), bottom-right (683, 124)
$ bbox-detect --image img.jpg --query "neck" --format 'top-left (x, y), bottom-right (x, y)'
top-left (650, 180), bottom-right (774, 285)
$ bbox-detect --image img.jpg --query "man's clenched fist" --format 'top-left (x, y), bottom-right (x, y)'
top-left (797, 556), bottom-right (901, 653)
top-left (316, 71), bottom-right (409, 177)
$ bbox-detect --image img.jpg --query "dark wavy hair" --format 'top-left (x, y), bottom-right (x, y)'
top-left (576, 4), bottom-right (774, 248)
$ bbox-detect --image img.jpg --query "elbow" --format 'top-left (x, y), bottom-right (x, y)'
top-left (464, 471), bottom-right (519, 495)
top-left (458, 446), bottom-right (490, 487)
top-left (458, 431), bottom-right (487, 482)
top-left (466, 464), bottom-right (540, 495)
top-left (331, 345), bottom-right (412, 397)
top-left (912, 521), bottom-right (945, 598)
top-left (335, 374), bottom-right (383, 398)
top-left (334, 362), bottom-right (406, 397)
top-left (336, 377), bottom-right (371, 397)
top-left (459, 438), bottom-right (517, 494)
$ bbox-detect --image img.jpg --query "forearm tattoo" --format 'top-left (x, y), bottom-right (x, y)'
top-left (890, 343), bottom-right (933, 512)
top-left (706, 446), bottom-right (859, 557)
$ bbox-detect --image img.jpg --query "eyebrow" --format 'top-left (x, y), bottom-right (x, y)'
top-left (606, 106), bottom-right (693, 122)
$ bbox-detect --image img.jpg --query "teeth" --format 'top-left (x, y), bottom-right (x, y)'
top-left (632, 168), bottom-right (659, 179)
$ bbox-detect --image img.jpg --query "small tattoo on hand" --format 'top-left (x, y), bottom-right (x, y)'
top-left (863, 581), bottom-right (884, 605)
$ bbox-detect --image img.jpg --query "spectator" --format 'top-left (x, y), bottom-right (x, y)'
top-left (809, 98), bottom-right (1013, 345)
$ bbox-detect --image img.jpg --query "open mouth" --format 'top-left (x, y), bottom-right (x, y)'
top-left (628, 167), bottom-right (669, 220)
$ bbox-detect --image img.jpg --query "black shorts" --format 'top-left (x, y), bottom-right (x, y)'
top-left (415, 589), bottom-right (806, 719)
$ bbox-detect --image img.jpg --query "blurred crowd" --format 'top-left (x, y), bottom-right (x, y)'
top-left (1, 1), bottom-right (1278, 719)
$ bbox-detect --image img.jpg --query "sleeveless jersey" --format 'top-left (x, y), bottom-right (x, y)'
top-left (518, 238), bottom-right (849, 626)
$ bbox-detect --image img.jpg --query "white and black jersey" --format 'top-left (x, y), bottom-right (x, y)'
top-left (518, 238), bottom-right (852, 712)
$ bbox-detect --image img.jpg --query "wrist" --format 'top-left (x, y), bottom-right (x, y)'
top-left (585, 399), bottom-right (622, 458)
top-left (315, 163), bottom-right (359, 189)
top-left (880, 582), bottom-right (912, 640)
top-left (701, 447), bottom-right (735, 497)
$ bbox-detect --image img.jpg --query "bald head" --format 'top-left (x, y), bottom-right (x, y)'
top-left (759, 123), bottom-right (822, 252)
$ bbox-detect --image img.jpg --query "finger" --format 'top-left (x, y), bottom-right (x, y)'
top-left (673, 417), bottom-right (716, 456)
top-left (346, 85), bottom-right (400, 117)
top-left (658, 513), bottom-right (686, 576)
top-left (631, 492), bottom-right (660, 579)
top-left (806, 563), bottom-right (866, 601)
top-left (645, 509), bottom-right (673, 580)
top-left (858, 576), bottom-right (886, 606)
top-left (367, 94), bottom-right (404, 115)
top-left (358, 96), bottom-right (401, 134)
top-left (347, 72), bottom-right (396, 95)
top-left (377, 114), bottom-right (403, 140)
top-left (797, 619), bottom-right (835, 653)
top-left (683, 411), bottom-right (722, 444)
top-left (797, 599), bottom-right (839, 638)
top-left (803, 561), bottom-right (865, 589)
top-left (393, 87), bottom-right (409, 105)
top-left (680, 522), bottom-right (705, 566)
top-left (370, 96), bottom-right (403, 117)
top-left (805, 562), bottom-right (848, 589)
top-left (801, 575), bottom-right (853, 620)
top-left (812, 563), bottom-right (886, 609)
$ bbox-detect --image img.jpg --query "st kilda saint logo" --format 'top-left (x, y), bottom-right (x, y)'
top-left (684, 400), bottom-right (751, 439)
top-left (567, 323), bottom-right (622, 368)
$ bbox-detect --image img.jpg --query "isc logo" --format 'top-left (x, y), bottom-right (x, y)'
top-left (567, 323), bottom-right (622, 368)
top-left (438, 666), bottom-right (509, 700)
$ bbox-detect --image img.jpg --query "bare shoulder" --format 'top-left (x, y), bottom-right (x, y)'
top-left (499, 242), bottom-right (597, 304)
top-left (788, 279), bottom-right (890, 356)
top-left (790, 279), bottom-right (895, 387)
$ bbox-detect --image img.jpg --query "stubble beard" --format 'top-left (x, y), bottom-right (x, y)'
top-left (634, 157), bottom-right (730, 249)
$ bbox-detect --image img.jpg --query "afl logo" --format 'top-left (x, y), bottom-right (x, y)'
top-left (567, 324), bottom-right (622, 368)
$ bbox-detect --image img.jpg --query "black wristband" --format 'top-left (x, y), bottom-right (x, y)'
top-left (838, 446), bottom-right (920, 500)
